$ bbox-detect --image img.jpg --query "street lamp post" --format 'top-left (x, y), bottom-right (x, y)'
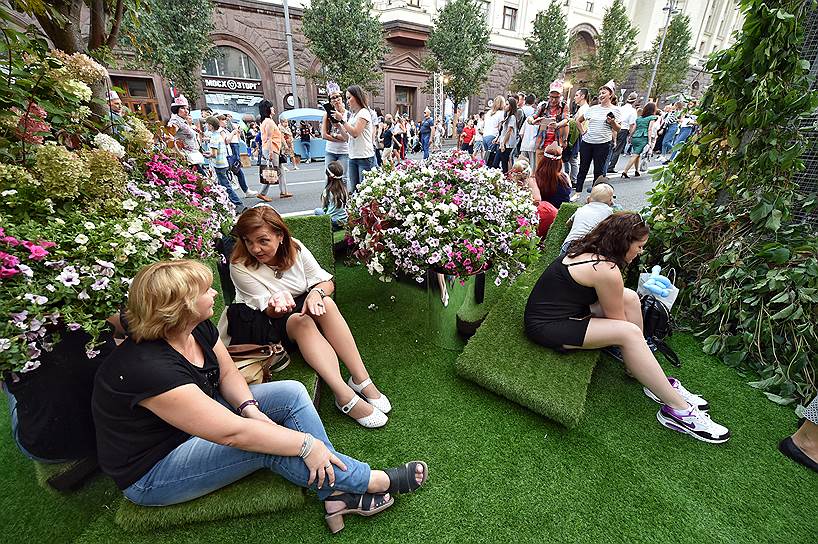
top-left (646, 0), bottom-right (679, 102)
top-left (282, 0), bottom-right (299, 109)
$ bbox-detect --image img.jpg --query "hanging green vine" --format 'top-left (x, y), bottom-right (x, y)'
top-left (647, 0), bottom-right (818, 410)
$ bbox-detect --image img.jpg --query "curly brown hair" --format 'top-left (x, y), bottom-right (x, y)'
top-left (231, 206), bottom-right (300, 270)
top-left (566, 212), bottom-right (649, 270)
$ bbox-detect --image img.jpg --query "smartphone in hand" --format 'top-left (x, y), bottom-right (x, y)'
top-left (323, 102), bottom-right (340, 123)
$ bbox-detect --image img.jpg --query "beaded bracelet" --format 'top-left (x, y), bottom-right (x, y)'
top-left (299, 433), bottom-right (315, 458)
top-left (237, 399), bottom-right (259, 415)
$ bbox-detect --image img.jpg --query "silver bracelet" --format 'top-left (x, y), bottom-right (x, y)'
top-left (298, 433), bottom-right (314, 458)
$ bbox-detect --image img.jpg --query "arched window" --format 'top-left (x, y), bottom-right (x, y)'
top-left (202, 46), bottom-right (261, 80)
top-left (569, 31), bottom-right (596, 68)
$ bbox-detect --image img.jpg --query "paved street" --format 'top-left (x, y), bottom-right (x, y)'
top-left (234, 145), bottom-right (661, 216)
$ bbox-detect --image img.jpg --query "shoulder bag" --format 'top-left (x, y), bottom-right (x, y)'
top-left (227, 343), bottom-right (290, 385)
top-left (259, 156), bottom-right (279, 185)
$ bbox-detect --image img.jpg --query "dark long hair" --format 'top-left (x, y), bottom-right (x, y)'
top-left (503, 95), bottom-right (518, 124)
top-left (567, 212), bottom-right (650, 271)
top-left (258, 99), bottom-right (273, 121)
top-left (641, 102), bottom-right (657, 117)
top-left (346, 85), bottom-right (368, 110)
top-left (534, 143), bottom-right (570, 199)
top-left (231, 206), bottom-right (300, 270)
top-left (323, 161), bottom-right (348, 209)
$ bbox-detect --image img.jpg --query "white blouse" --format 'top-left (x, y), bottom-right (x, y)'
top-left (230, 238), bottom-right (333, 312)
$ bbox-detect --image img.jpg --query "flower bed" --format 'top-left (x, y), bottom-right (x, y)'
top-left (0, 38), bottom-right (233, 373)
top-left (347, 152), bottom-right (540, 284)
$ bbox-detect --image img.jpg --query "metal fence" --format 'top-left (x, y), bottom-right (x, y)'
top-left (796, 3), bottom-right (818, 227)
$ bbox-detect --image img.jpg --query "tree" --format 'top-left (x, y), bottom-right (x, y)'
top-left (121, 0), bottom-right (215, 102)
top-left (583, 0), bottom-right (638, 92)
top-left (423, 0), bottom-right (495, 107)
top-left (510, 1), bottom-right (569, 99)
top-left (639, 14), bottom-right (694, 100)
top-left (302, 0), bottom-right (388, 93)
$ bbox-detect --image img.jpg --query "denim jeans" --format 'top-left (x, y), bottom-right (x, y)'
top-left (670, 126), bottom-right (694, 160)
top-left (661, 123), bottom-right (678, 155)
top-left (301, 141), bottom-right (311, 161)
top-left (420, 133), bottom-right (431, 159)
top-left (213, 167), bottom-right (243, 207)
top-left (347, 156), bottom-right (375, 194)
top-left (228, 143), bottom-right (248, 193)
top-left (123, 380), bottom-right (371, 506)
top-left (325, 151), bottom-right (349, 185)
top-left (3, 382), bottom-right (68, 463)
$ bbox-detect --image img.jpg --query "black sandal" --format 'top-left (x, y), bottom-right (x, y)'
top-left (324, 492), bottom-right (394, 533)
top-left (384, 460), bottom-right (429, 495)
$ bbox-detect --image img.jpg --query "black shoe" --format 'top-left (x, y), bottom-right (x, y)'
top-left (607, 170), bottom-right (618, 174)
top-left (602, 346), bottom-right (624, 363)
top-left (621, 172), bottom-right (629, 179)
top-left (779, 436), bottom-right (818, 473)
top-left (635, 171), bottom-right (641, 177)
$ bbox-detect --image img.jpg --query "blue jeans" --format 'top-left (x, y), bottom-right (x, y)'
top-left (214, 167), bottom-right (243, 206)
top-left (420, 133), bottom-right (431, 159)
top-left (661, 123), bottom-right (678, 155)
top-left (301, 141), bottom-right (311, 160)
top-left (325, 151), bottom-right (349, 185)
top-left (228, 143), bottom-right (248, 193)
top-left (3, 381), bottom-right (68, 463)
top-left (123, 381), bottom-right (371, 506)
top-left (347, 156), bottom-right (375, 194)
top-left (670, 126), bottom-right (694, 160)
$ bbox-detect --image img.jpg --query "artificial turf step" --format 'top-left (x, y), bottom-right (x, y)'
top-left (455, 203), bottom-right (600, 428)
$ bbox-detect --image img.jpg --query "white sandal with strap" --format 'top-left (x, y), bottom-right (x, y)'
top-left (347, 377), bottom-right (392, 414)
top-left (335, 395), bottom-right (388, 428)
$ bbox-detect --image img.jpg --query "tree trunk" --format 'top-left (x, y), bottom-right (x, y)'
top-left (33, 0), bottom-right (85, 54)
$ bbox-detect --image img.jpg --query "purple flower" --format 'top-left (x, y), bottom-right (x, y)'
top-left (91, 277), bottom-right (109, 291)
top-left (57, 267), bottom-right (80, 286)
top-left (67, 322), bottom-right (82, 331)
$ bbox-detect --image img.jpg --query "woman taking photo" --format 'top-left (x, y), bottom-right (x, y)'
top-left (258, 100), bottom-right (292, 201)
top-left (322, 90), bottom-right (351, 185)
top-left (225, 206), bottom-right (391, 428)
top-left (92, 260), bottom-right (428, 533)
top-left (524, 213), bottom-right (730, 444)
top-left (332, 85), bottom-right (375, 194)
top-left (573, 81), bottom-right (621, 197)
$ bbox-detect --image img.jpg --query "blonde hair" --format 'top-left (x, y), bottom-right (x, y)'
top-left (510, 158), bottom-right (531, 177)
top-left (126, 260), bottom-right (214, 342)
top-left (589, 183), bottom-right (615, 203)
top-left (493, 95), bottom-right (506, 112)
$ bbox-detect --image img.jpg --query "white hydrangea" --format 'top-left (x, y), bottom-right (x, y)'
top-left (93, 133), bottom-right (125, 159)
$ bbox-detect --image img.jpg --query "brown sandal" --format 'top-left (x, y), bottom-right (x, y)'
top-left (280, 192), bottom-right (294, 198)
top-left (256, 193), bottom-right (273, 202)
top-left (324, 492), bottom-right (394, 533)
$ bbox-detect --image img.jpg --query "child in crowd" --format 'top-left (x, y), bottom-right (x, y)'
top-left (561, 182), bottom-right (615, 253)
top-left (508, 158), bottom-right (532, 188)
top-left (314, 161), bottom-right (348, 231)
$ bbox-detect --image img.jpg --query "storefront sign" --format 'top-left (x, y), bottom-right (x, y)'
top-left (202, 77), bottom-right (262, 93)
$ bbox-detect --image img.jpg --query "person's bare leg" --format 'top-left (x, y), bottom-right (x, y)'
top-left (311, 299), bottom-right (384, 400)
top-left (324, 465), bottom-right (426, 514)
top-left (622, 154), bottom-right (638, 175)
top-left (286, 314), bottom-right (374, 419)
top-left (591, 289), bottom-right (642, 331)
top-left (568, 318), bottom-right (687, 409)
top-left (792, 420), bottom-right (818, 462)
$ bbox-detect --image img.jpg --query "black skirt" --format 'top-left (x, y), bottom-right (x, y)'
top-left (226, 292), bottom-right (308, 352)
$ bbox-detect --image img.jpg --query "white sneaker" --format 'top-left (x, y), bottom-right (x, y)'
top-left (293, 165), bottom-right (299, 170)
top-left (657, 405), bottom-right (730, 444)
top-left (336, 395), bottom-right (388, 428)
top-left (644, 377), bottom-right (709, 411)
top-left (347, 376), bottom-right (392, 414)
top-left (244, 189), bottom-right (258, 197)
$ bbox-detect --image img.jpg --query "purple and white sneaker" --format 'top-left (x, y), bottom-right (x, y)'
top-left (644, 377), bottom-right (709, 411)
top-left (657, 405), bottom-right (731, 444)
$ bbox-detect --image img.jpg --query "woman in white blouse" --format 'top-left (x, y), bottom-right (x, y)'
top-left (225, 206), bottom-right (390, 428)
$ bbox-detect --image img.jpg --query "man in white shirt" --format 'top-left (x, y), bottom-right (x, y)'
top-left (607, 91), bottom-right (638, 174)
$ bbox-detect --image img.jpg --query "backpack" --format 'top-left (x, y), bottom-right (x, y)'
top-left (640, 294), bottom-right (681, 367)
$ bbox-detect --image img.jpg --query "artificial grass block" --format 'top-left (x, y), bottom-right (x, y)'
top-left (456, 203), bottom-right (599, 428)
top-left (285, 214), bottom-right (335, 275)
top-left (114, 470), bottom-right (304, 532)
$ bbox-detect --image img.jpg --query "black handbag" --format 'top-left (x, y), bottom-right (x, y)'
top-left (259, 158), bottom-right (279, 185)
top-left (484, 143), bottom-right (499, 166)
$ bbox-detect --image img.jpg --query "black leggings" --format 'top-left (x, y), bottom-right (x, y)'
top-left (576, 140), bottom-right (612, 192)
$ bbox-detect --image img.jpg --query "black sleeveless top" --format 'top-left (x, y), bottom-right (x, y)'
top-left (524, 256), bottom-right (614, 328)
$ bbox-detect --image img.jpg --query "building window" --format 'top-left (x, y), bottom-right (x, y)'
top-left (111, 77), bottom-right (159, 121)
top-left (394, 86), bottom-right (415, 119)
top-left (406, 0), bottom-right (420, 7)
top-left (699, 41), bottom-right (706, 54)
top-left (202, 46), bottom-right (261, 80)
top-left (502, 6), bottom-right (518, 31)
top-left (585, 1), bottom-right (594, 11)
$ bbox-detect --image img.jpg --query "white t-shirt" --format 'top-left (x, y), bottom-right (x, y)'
top-left (229, 238), bottom-right (334, 312)
top-left (325, 110), bottom-right (350, 155)
top-left (348, 107), bottom-right (374, 159)
top-left (483, 110), bottom-right (505, 138)
top-left (520, 105), bottom-right (538, 152)
top-left (564, 202), bottom-right (614, 245)
top-left (582, 105), bottom-right (620, 145)
top-left (619, 104), bottom-right (638, 130)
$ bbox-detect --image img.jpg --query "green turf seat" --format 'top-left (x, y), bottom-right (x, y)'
top-left (455, 203), bottom-right (601, 428)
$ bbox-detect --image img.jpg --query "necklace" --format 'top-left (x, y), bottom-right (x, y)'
top-left (268, 265), bottom-right (283, 279)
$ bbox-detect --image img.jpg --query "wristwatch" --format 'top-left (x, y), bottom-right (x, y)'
top-left (313, 287), bottom-right (327, 299)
